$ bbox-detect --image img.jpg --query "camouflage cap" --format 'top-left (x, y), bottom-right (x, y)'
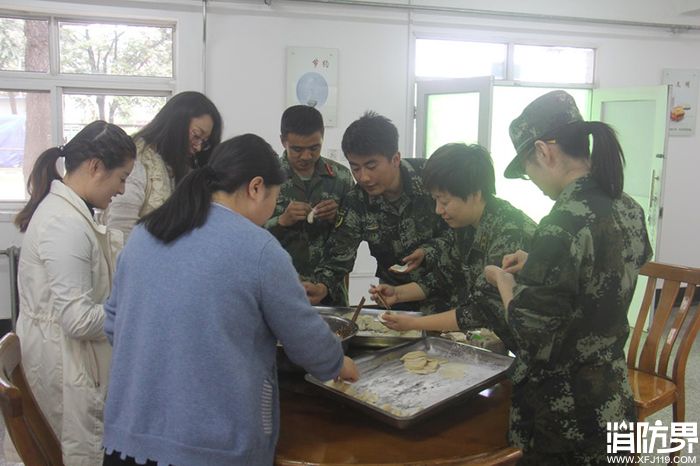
top-left (504, 90), bottom-right (583, 179)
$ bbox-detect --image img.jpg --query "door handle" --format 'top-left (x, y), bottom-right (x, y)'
top-left (648, 170), bottom-right (656, 212)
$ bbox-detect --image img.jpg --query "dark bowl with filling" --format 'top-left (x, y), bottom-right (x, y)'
top-left (277, 313), bottom-right (358, 373)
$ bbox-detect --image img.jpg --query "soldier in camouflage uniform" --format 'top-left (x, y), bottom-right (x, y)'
top-left (377, 143), bottom-right (535, 353)
top-left (303, 112), bottom-right (454, 313)
top-left (480, 91), bottom-right (652, 465)
top-left (264, 105), bottom-right (354, 305)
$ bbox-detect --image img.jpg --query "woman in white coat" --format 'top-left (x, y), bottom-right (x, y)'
top-left (14, 121), bottom-right (136, 466)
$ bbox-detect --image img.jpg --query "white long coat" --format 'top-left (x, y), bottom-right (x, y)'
top-left (16, 180), bottom-right (120, 466)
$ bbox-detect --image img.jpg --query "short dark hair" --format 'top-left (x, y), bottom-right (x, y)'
top-left (423, 143), bottom-right (496, 200)
top-left (134, 91), bottom-right (223, 183)
top-left (280, 105), bottom-right (325, 138)
top-left (341, 111), bottom-right (398, 160)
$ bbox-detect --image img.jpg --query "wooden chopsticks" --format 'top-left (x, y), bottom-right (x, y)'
top-left (350, 297), bottom-right (366, 323)
top-left (375, 293), bottom-right (391, 311)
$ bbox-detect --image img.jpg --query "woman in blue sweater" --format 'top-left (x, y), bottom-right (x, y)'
top-left (102, 134), bottom-right (358, 466)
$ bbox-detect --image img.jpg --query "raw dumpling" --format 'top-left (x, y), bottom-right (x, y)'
top-left (389, 263), bottom-right (409, 273)
top-left (400, 350), bottom-right (445, 375)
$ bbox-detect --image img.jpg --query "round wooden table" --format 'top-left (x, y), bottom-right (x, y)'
top-left (275, 375), bottom-right (518, 465)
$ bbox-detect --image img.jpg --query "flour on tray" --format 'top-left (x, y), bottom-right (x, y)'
top-left (438, 362), bottom-right (468, 380)
top-left (325, 380), bottom-right (406, 417)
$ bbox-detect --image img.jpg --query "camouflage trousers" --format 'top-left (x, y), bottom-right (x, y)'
top-left (509, 358), bottom-right (636, 465)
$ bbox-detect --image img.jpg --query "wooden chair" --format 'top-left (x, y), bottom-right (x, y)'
top-left (627, 261), bottom-right (700, 423)
top-left (0, 332), bottom-right (64, 465)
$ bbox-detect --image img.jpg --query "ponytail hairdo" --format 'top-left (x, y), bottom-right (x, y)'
top-left (141, 133), bottom-right (286, 244)
top-left (546, 120), bottom-right (625, 199)
top-left (14, 120), bottom-right (136, 232)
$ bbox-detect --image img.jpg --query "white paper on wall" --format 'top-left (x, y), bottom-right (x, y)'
top-left (286, 47), bottom-right (338, 127)
top-left (663, 68), bottom-right (699, 137)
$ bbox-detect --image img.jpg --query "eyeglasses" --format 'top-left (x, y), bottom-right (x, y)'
top-left (191, 130), bottom-right (211, 152)
top-left (519, 139), bottom-right (557, 180)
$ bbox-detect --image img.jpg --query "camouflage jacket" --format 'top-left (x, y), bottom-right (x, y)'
top-left (314, 159), bottom-right (453, 313)
top-left (475, 175), bottom-right (652, 459)
top-left (446, 197), bottom-right (536, 336)
top-left (264, 154), bottom-right (353, 305)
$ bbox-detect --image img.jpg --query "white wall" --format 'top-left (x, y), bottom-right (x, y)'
top-left (2, 0), bottom-right (700, 312)
top-left (206, 5), bottom-right (411, 163)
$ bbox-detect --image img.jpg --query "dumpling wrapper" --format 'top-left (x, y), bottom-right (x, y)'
top-left (307, 209), bottom-right (316, 223)
top-left (401, 351), bottom-right (427, 361)
top-left (411, 359), bottom-right (440, 374)
top-left (389, 263), bottom-right (409, 273)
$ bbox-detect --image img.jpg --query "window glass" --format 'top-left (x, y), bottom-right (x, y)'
top-left (491, 86), bottom-right (591, 222)
top-left (416, 39), bottom-right (506, 79)
top-left (59, 22), bottom-right (174, 77)
top-left (62, 93), bottom-right (168, 140)
top-left (0, 90), bottom-right (52, 201)
top-left (0, 18), bottom-right (50, 72)
top-left (413, 37), bottom-right (596, 221)
top-left (513, 45), bottom-right (595, 84)
top-left (425, 92), bottom-right (480, 157)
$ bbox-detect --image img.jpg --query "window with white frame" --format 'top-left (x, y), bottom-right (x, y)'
top-left (415, 40), bottom-right (508, 79)
top-left (415, 39), bottom-right (595, 84)
top-left (414, 38), bottom-right (595, 222)
top-left (0, 15), bottom-right (175, 202)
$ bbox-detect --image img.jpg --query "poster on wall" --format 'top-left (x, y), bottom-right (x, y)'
top-left (286, 47), bottom-right (338, 127)
top-left (662, 68), bottom-right (699, 136)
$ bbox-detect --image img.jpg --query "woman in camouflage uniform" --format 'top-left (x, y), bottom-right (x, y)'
top-left (483, 91), bottom-right (652, 465)
top-left (374, 142), bottom-right (535, 349)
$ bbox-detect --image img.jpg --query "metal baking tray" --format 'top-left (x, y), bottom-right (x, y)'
top-left (305, 337), bottom-right (514, 429)
top-left (315, 306), bottom-right (425, 348)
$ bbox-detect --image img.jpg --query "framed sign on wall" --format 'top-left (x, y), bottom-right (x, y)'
top-left (662, 68), bottom-right (699, 137)
top-left (286, 47), bottom-right (338, 127)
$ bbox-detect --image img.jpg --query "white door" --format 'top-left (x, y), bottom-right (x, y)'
top-left (415, 76), bottom-right (493, 158)
top-left (591, 86), bottom-right (669, 252)
top-left (591, 85), bottom-right (670, 327)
